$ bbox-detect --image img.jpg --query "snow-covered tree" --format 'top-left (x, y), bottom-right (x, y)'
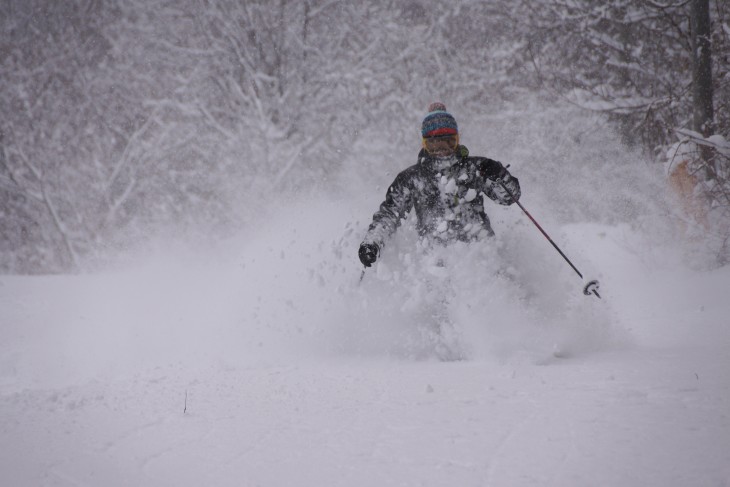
top-left (3, 0), bottom-right (726, 271)
top-left (517, 0), bottom-right (729, 259)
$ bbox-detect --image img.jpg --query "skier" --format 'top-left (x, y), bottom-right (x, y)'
top-left (358, 102), bottom-right (521, 268)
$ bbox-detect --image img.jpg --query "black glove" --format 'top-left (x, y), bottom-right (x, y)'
top-left (358, 242), bottom-right (379, 267)
top-left (479, 159), bottom-right (507, 181)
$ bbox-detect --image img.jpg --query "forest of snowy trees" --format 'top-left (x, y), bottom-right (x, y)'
top-left (1, 0), bottom-right (728, 272)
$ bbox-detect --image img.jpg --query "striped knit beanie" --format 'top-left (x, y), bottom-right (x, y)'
top-left (421, 102), bottom-right (458, 138)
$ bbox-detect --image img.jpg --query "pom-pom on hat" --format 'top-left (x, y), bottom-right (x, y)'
top-left (421, 102), bottom-right (458, 138)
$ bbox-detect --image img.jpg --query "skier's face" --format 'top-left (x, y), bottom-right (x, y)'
top-left (423, 135), bottom-right (458, 157)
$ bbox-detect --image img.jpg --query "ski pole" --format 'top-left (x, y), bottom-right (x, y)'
top-left (496, 179), bottom-right (601, 299)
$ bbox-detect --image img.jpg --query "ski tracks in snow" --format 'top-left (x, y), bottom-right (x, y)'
top-left (480, 388), bottom-right (581, 486)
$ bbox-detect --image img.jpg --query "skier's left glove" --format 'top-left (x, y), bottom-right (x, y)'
top-left (358, 242), bottom-right (379, 267)
top-left (479, 159), bottom-right (508, 181)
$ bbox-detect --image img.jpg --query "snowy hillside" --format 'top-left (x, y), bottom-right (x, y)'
top-left (2, 0), bottom-right (729, 483)
top-left (1, 98), bottom-right (729, 487)
top-left (2, 188), bottom-right (730, 486)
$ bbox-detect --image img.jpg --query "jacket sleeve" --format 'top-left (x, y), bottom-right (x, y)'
top-left (363, 172), bottom-right (414, 248)
top-left (479, 158), bottom-right (521, 206)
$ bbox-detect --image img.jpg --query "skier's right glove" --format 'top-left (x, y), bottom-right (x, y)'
top-left (358, 242), bottom-right (379, 267)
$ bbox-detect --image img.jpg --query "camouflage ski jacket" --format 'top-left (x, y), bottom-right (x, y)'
top-left (363, 146), bottom-right (521, 248)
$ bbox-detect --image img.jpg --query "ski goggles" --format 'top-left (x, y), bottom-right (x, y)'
top-left (423, 134), bottom-right (459, 154)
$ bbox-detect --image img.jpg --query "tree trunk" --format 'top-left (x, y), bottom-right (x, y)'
top-left (691, 0), bottom-right (715, 169)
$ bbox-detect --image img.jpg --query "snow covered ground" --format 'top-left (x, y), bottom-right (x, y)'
top-left (1, 192), bottom-right (729, 487)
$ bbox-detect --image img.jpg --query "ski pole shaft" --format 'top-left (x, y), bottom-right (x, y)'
top-left (509, 190), bottom-right (583, 279)
top-left (497, 180), bottom-right (601, 298)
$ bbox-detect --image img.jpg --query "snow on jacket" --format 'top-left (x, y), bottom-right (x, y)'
top-left (363, 146), bottom-right (521, 248)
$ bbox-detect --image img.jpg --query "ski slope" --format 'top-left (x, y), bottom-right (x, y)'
top-left (1, 193), bottom-right (729, 486)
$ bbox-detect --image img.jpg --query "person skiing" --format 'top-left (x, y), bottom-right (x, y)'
top-left (358, 102), bottom-right (521, 268)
